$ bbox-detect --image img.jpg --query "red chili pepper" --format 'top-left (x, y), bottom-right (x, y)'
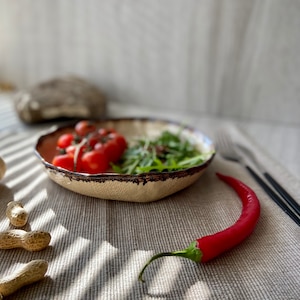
top-left (138, 172), bottom-right (261, 282)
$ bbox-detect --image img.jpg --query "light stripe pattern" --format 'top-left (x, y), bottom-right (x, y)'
top-left (0, 110), bottom-right (299, 299)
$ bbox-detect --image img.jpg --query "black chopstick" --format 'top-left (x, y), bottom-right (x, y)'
top-left (263, 172), bottom-right (300, 217)
top-left (246, 166), bottom-right (300, 226)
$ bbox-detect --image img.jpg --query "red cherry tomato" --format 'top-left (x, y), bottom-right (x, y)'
top-left (103, 140), bottom-right (122, 163)
top-left (52, 154), bottom-right (74, 171)
top-left (109, 133), bottom-right (127, 153)
top-left (98, 128), bottom-right (108, 136)
top-left (98, 128), bottom-right (116, 137)
top-left (75, 120), bottom-right (96, 137)
top-left (57, 133), bottom-right (74, 149)
top-left (94, 142), bottom-right (105, 152)
top-left (81, 150), bottom-right (109, 174)
top-left (87, 134), bottom-right (101, 148)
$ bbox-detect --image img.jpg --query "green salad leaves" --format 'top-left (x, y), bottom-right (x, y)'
top-left (112, 130), bottom-right (209, 174)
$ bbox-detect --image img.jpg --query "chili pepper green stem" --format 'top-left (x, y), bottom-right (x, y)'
top-left (138, 241), bottom-right (202, 282)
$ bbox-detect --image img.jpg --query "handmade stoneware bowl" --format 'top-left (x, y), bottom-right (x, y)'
top-left (35, 118), bottom-right (215, 202)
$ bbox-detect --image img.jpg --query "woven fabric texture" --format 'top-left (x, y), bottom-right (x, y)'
top-left (0, 126), bottom-right (299, 300)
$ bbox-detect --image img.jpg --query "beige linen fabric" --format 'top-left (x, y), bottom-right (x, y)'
top-left (0, 127), bottom-right (299, 300)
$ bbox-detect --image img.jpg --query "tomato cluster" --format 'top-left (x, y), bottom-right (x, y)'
top-left (52, 120), bottom-right (127, 174)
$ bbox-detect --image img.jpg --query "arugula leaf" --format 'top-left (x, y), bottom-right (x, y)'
top-left (112, 130), bottom-right (210, 174)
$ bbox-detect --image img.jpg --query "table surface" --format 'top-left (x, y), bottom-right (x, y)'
top-left (0, 94), bottom-right (299, 300)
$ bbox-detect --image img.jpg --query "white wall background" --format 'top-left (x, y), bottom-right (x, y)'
top-left (1, 0), bottom-right (300, 124)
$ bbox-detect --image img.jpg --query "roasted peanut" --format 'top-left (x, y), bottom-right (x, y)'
top-left (0, 229), bottom-right (51, 251)
top-left (6, 201), bottom-right (29, 227)
top-left (0, 259), bottom-right (48, 298)
top-left (0, 156), bottom-right (6, 180)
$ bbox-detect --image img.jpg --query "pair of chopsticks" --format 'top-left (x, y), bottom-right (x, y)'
top-left (216, 129), bottom-right (300, 226)
top-left (237, 144), bottom-right (300, 226)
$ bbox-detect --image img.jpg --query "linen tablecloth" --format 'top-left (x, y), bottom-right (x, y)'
top-left (0, 123), bottom-right (299, 300)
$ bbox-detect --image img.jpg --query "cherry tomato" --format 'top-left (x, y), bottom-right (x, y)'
top-left (52, 154), bottom-right (74, 171)
top-left (75, 120), bottom-right (96, 137)
top-left (103, 140), bottom-right (122, 163)
top-left (57, 133), bottom-right (74, 149)
top-left (87, 134), bottom-right (101, 148)
top-left (94, 142), bottom-right (105, 152)
top-left (81, 150), bottom-right (109, 174)
top-left (98, 128), bottom-right (116, 137)
top-left (108, 133), bottom-right (127, 153)
top-left (98, 128), bottom-right (108, 136)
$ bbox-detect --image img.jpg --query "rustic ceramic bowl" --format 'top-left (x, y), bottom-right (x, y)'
top-left (35, 118), bottom-right (215, 202)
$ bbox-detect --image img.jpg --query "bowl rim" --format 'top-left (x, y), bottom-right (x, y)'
top-left (34, 117), bottom-right (216, 183)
